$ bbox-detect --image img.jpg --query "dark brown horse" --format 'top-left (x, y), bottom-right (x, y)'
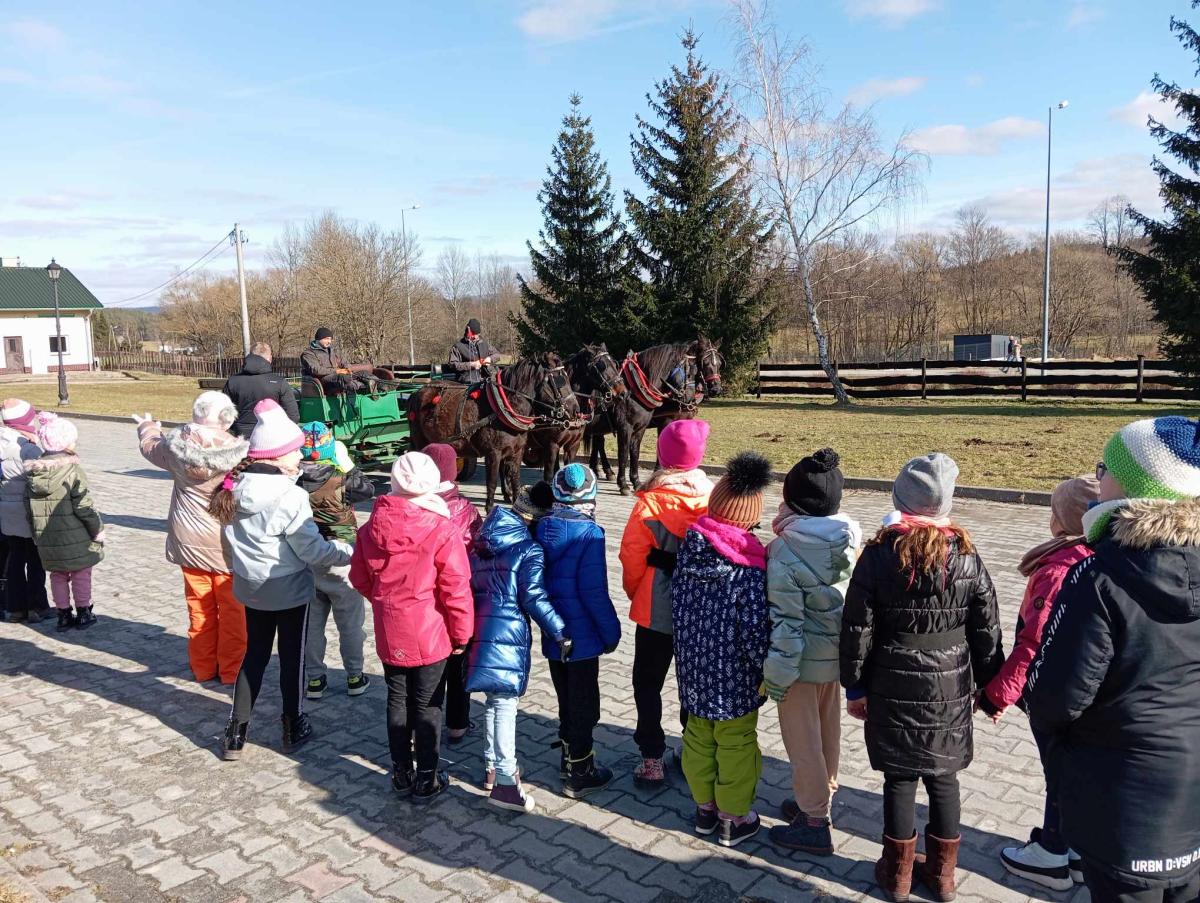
top-left (408, 353), bottom-right (577, 509)
top-left (523, 343), bottom-right (625, 479)
top-left (586, 334), bottom-right (724, 494)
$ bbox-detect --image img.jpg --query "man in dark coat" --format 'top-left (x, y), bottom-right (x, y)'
top-left (447, 319), bottom-right (497, 385)
top-left (301, 327), bottom-right (355, 393)
top-left (222, 342), bottom-right (299, 439)
top-left (1026, 416), bottom-right (1200, 903)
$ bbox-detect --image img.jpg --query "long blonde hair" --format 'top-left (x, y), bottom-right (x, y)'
top-left (871, 522), bottom-right (975, 575)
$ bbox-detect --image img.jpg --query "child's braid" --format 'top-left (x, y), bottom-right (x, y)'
top-left (208, 456), bottom-right (253, 524)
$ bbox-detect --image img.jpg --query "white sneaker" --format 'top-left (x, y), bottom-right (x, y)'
top-left (1068, 849), bottom-right (1084, 885)
top-left (1001, 839), bottom-right (1073, 891)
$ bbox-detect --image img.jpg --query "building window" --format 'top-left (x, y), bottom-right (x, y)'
top-left (49, 336), bottom-right (68, 353)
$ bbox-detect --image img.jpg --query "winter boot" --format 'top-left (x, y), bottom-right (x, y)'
top-left (563, 750), bottom-right (613, 799)
top-left (633, 756), bottom-right (666, 786)
top-left (391, 761), bottom-right (415, 796)
top-left (74, 606), bottom-right (96, 629)
top-left (769, 815), bottom-right (834, 856)
top-left (411, 769), bottom-right (449, 804)
top-left (55, 608), bottom-right (75, 632)
top-left (552, 740), bottom-right (569, 781)
top-left (874, 833), bottom-right (918, 902)
top-left (918, 832), bottom-right (961, 902)
top-left (280, 713), bottom-right (314, 752)
top-left (221, 718), bottom-right (249, 761)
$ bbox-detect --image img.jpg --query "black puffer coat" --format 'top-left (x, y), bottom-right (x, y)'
top-left (840, 528), bottom-right (1004, 777)
top-left (222, 355), bottom-right (299, 438)
top-left (1026, 499), bottom-right (1200, 890)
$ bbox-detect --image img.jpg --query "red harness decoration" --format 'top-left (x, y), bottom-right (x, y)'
top-left (621, 354), bottom-right (669, 410)
top-left (485, 369), bottom-right (537, 432)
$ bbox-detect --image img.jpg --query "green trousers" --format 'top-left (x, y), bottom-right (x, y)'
top-left (682, 709), bottom-right (762, 817)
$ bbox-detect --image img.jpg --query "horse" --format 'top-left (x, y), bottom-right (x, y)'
top-left (586, 334), bottom-right (724, 495)
top-left (522, 343), bottom-right (625, 479)
top-left (407, 353), bottom-right (578, 510)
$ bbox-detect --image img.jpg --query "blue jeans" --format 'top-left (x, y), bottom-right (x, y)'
top-left (484, 694), bottom-right (519, 786)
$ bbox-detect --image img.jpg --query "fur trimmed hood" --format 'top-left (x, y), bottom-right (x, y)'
top-left (25, 451), bottom-right (80, 474)
top-left (641, 467), bottom-right (714, 497)
top-left (166, 424), bottom-right (247, 479)
top-left (1110, 497), bottom-right (1200, 550)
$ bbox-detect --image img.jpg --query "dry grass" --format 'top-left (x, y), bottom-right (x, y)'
top-left (16, 376), bottom-right (200, 422)
top-left (0, 884), bottom-right (28, 903)
top-left (697, 397), bottom-right (1200, 490)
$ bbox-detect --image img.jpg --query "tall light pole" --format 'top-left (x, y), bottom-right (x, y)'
top-left (232, 224), bottom-right (251, 355)
top-left (400, 205), bottom-right (420, 365)
top-left (1041, 101), bottom-right (1068, 370)
top-left (45, 259), bottom-right (68, 406)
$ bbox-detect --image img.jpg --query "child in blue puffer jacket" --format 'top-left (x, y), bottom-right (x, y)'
top-left (466, 482), bottom-right (569, 814)
top-left (537, 464), bottom-right (621, 799)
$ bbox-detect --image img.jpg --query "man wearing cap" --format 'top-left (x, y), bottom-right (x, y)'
top-left (1026, 416), bottom-right (1200, 903)
top-left (447, 319), bottom-right (498, 385)
top-left (301, 328), bottom-right (356, 394)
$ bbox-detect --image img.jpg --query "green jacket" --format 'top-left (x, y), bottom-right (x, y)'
top-left (763, 509), bottom-right (861, 696)
top-left (26, 453), bottom-right (105, 573)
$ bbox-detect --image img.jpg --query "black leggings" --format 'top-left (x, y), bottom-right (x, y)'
top-left (549, 657), bottom-right (601, 757)
top-left (443, 653), bottom-right (472, 732)
top-left (5, 536), bottom-right (47, 616)
top-left (232, 604), bottom-right (308, 723)
top-left (384, 660), bottom-right (448, 773)
top-left (883, 773), bottom-right (961, 840)
top-left (632, 625), bottom-right (687, 758)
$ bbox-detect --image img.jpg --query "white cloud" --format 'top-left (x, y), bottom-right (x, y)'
top-left (516, 0), bottom-right (684, 42)
top-left (848, 75), bottom-right (927, 105)
top-left (3, 19), bottom-right (67, 51)
top-left (1067, 1), bottom-right (1105, 28)
top-left (906, 116), bottom-right (1043, 156)
top-left (961, 154), bottom-right (1161, 228)
top-left (1110, 89), bottom-right (1181, 130)
top-left (843, 0), bottom-right (939, 27)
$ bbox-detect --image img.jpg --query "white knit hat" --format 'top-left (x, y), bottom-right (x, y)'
top-left (192, 391), bottom-right (237, 429)
top-left (247, 399), bottom-right (305, 459)
top-left (390, 452), bottom-right (452, 517)
top-left (37, 415), bottom-right (78, 453)
top-left (1, 398), bottom-right (37, 432)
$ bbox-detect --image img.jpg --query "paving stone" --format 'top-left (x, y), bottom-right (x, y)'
top-left (286, 861), bottom-right (354, 898)
top-left (138, 854), bottom-right (206, 892)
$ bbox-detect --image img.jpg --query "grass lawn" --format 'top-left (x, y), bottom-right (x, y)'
top-left (22, 378), bottom-right (1199, 490)
top-left (697, 397), bottom-right (1200, 491)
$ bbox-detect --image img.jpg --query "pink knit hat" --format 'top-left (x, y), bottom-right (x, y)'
top-left (37, 414), bottom-right (78, 453)
top-left (1, 398), bottom-right (37, 432)
top-left (247, 399), bottom-right (305, 459)
top-left (422, 443), bottom-right (459, 484)
top-left (657, 419), bottom-right (711, 471)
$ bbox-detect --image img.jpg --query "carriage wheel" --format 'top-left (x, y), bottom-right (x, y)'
top-left (457, 456), bottom-right (477, 482)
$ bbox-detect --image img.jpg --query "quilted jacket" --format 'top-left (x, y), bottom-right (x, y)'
top-left (536, 508), bottom-right (621, 661)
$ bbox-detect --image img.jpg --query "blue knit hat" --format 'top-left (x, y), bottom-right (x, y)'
top-left (552, 463), bottom-right (598, 505)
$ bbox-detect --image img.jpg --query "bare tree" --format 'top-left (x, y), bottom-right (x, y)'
top-left (1089, 195), bottom-right (1133, 250)
top-left (437, 245), bottom-right (473, 330)
top-left (944, 205), bottom-right (1014, 334)
top-left (731, 0), bottom-right (926, 403)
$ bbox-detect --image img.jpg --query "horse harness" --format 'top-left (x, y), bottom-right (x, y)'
top-left (621, 351), bottom-right (700, 413)
top-left (430, 364), bottom-right (581, 443)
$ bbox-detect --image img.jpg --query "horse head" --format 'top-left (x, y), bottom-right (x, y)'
top-left (537, 351), bottom-right (579, 421)
top-left (692, 334), bottom-right (724, 398)
top-left (580, 342), bottom-right (625, 403)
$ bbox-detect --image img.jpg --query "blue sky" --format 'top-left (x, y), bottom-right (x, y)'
top-left (0, 0), bottom-right (1188, 306)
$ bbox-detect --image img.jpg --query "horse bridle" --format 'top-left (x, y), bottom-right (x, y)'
top-left (587, 349), bottom-right (623, 403)
top-left (698, 345), bottom-right (723, 396)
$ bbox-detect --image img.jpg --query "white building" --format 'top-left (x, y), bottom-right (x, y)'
top-left (0, 262), bottom-right (100, 374)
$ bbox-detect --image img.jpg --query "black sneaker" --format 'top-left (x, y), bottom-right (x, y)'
top-left (55, 609), bottom-right (76, 632)
top-left (695, 807), bottom-right (719, 836)
top-left (221, 719), bottom-right (248, 761)
top-left (718, 812), bottom-right (761, 848)
top-left (346, 674), bottom-right (370, 697)
top-left (306, 675), bottom-right (327, 700)
top-left (411, 770), bottom-right (449, 804)
top-left (391, 767), bottom-right (414, 796)
top-left (26, 609), bottom-right (44, 623)
top-left (74, 607), bottom-right (96, 629)
top-left (563, 753), bottom-right (613, 799)
top-left (280, 713), bottom-right (314, 752)
top-left (780, 798), bottom-right (804, 822)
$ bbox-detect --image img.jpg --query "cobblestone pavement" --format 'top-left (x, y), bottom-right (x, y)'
top-left (0, 418), bottom-right (1092, 903)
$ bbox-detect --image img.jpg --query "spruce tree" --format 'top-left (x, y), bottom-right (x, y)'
top-left (625, 30), bottom-right (779, 378)
top-left (1116, 4), bottom-right (1200, 376)
top-left (515, 94), bottom-right (646, 355)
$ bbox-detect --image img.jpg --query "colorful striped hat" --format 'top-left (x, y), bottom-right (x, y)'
top-left (1103, 417), bottom-right (1200, 500)
top-left (552, 463), bottom-right (598, 505)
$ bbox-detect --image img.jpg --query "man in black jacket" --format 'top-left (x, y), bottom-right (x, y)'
top-left (1026, 416), bottom-right (1200, 903)
top-left (222, 343), bottom-right (299, 439)
top-left (447, 318), bottom-right (497, 384)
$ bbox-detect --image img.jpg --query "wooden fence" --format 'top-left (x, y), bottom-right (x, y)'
top-left (98, 352), bottom-right (441, 382)
top-left (756, 356), bottom-right (1193, 402)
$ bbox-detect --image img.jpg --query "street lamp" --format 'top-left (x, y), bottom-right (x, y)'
top-left (1041, 100), bottom-right (1068, 370)
top-left (400, 204), bottom-right (420, 366)
top-left (45, 259), bottom-right (68, 406)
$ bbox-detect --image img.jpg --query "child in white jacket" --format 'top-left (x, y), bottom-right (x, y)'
top-left (763, 449), bottom-right (861, 856)
top-left (209, 401), bottom-right (351, 760)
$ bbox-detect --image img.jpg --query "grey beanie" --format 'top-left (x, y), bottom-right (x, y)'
top-left (892, 453), bottom-right (960, 519)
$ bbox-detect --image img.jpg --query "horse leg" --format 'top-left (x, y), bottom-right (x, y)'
top-left (544, 441), bottom-right (557, 482)
top-left (599, 436), bottom-right (614, 481)
top-left (629, 427), bottom-right (646, 492)
top-left (616, 428), bottom-right (632, 496)
top-left (485, 452), bottom-right (501, 512)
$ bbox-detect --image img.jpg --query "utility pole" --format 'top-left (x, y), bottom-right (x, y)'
top-left (400, 205), bottom-right (420, 365)
top-left (232, 224), bottom-right (251, 355)
top-left (1041, 101), bottom-right (1068, 371)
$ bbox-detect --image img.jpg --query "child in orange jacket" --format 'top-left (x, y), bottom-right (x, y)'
top-left (618, 419), bottom-right (712, 786)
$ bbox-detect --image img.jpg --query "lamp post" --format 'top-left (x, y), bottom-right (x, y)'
top-left (400, 205), bottom-right (420, 366)
top-left (45, 259), bottom-right (68, 406)
top-left (1041, 100), bottom-right (1068, 370)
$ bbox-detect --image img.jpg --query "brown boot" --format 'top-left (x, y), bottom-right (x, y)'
top-left (874, 833), bottom-right (917, 902)
top-left (918, 831), bottom-right (961, 902)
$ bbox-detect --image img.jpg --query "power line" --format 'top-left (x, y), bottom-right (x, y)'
top-left (106, 232), bottom-right (234, 308)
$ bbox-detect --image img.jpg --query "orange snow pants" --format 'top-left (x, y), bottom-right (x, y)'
top-left (182, 568), bottom-right (247, 684)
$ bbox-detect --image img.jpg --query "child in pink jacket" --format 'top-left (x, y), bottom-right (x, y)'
top-left (978, 475), bottom-right (1099, 891)
top-left (350, 452), bottom-right (474, 804)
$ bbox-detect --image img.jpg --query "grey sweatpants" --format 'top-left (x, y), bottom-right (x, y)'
top-left (305, 564), bottom-right (366, 678)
